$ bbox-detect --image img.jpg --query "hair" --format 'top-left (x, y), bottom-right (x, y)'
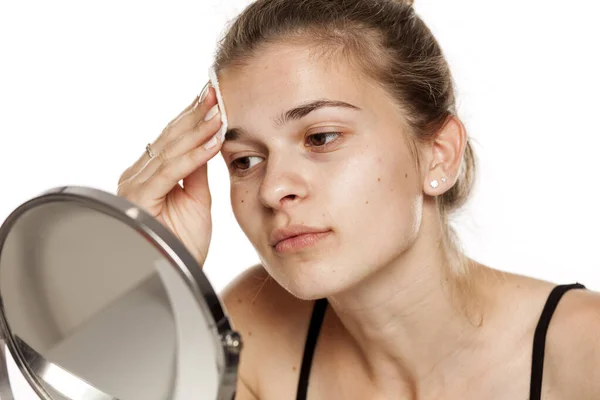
top-left (213, 0), bottom-right (479, 308)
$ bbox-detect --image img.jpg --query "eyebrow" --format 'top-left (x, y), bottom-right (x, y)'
top-left (224, 99), bottom-right (361, 141)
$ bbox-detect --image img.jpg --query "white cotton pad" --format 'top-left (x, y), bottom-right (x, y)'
top-left (208, 66), bottom-right (228, 141)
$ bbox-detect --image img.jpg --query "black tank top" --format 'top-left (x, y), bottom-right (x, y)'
top-left (295, 283), bottom-right (586, 400)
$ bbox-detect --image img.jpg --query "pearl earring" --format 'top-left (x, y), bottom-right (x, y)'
top-left (430, 177), bottom-right (447, 189)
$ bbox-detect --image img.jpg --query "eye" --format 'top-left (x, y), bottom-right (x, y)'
top-left (230, 156), bottom-right (264, 172)
top-left (306, 132), bottom-right (341, 147)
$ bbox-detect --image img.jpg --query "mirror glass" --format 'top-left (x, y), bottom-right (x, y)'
top-left (0, 199), bottom-right (220, 399)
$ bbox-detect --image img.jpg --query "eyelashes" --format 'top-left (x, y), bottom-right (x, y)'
top-left (228, 132), bottom-right (342, 176)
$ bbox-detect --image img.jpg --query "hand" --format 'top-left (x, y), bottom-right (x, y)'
top-left (117, 86), bottom-right (223, 266)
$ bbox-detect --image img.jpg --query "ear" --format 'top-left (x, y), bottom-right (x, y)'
top-left (422, 115), bottom-right (467, 196)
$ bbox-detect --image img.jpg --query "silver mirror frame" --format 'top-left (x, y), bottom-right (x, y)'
top-left (0, 186), bottom-right (242, 400)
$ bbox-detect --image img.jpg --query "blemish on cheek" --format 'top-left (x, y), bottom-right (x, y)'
top-left (241, 200), bottom-right (244, 203)
top-left (377, 178), bottom-right (381, 182)
top-left (405, 173), bottom-right (408, 178)
top-left (365, 200), bottom-right (369, 204)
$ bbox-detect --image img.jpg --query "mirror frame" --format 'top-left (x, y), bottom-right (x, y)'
top-left (0, 186), bottom-right (241, 400)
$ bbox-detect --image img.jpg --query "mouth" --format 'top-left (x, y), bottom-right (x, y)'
top-left (270, 225), bottom-right (332, 253)
top-left (273, 231), bottom-right (332, 253)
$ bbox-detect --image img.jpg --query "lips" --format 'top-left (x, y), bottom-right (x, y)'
top-left (269, 225), bottom-right (331, 247)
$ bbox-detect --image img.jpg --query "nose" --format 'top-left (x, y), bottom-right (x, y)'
top-left (258, 155), bottom-right (309, 210)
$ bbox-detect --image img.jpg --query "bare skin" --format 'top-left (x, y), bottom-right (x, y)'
top-left (118, 42), bottom-right (600, 399)
top-left (225, 264), bottom-right (600, 400)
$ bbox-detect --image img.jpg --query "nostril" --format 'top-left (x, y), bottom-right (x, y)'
top-left (282, 194), bottom-right (297, 201)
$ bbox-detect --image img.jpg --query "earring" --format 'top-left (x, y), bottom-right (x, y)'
top-left (430, 177), bottom-right (447, 189)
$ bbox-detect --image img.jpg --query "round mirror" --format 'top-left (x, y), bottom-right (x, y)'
top-left (0, 186), bottom-right (241, 400)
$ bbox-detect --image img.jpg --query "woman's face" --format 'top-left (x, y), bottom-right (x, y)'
top-left (219, 44), bottom-right (425, 299)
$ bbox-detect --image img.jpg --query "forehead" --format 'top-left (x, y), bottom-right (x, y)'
top-left (217, 44), bottom-right (372, 118)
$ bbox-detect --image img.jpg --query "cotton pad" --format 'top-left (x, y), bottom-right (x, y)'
top-left (208, 65), bottom-right (228, 141)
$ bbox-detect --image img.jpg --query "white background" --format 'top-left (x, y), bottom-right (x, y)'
top-left (0, 0), bottom-right (599, 398)
top-left (1, 0), bottom-right (599, 309)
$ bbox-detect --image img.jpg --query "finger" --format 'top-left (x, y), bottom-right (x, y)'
top-left (159, 86), bottom-right (217, 147)
top-left (135, 133), bottom-right (223, 204)
top-left (137, 86), bottom-right (217, 175)
top-left (119, 93), bottom-right (201, 184)
top-left (132, 107), bottom-right (222, 184)
top-left (120, 84), bottom-right (215, 184)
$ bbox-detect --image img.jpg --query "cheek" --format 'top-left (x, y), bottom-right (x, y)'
top-left (230, 185), bottom-right (258, 237)
top-left (331, 151), bottom-right (419, 209)
top-left (330, 149), bottom-right (422, 244)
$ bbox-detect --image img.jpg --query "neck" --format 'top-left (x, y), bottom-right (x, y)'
top-left (327, 216), bottom-right (500, 397)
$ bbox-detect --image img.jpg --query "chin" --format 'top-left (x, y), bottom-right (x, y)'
top-left (260, 255), bottom-right (365, 300)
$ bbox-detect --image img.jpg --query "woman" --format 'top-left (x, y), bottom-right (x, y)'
top-left (117, 0), bottom-right (600, 398)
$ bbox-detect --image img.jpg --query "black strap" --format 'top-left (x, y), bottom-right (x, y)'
top-left (296, 298), bottom-right (328, 400)
top-left (529, 283), bottom-right (585, 400)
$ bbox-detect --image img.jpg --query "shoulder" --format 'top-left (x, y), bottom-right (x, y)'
top-left (219, 264), bottom-right (317, 398)
top-left (543, 285), bottom-right (600, 398)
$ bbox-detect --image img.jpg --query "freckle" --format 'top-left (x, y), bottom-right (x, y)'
top-left (248, 331), bottom-right (252, 336)
top-left (292, 366), bottom-right (297, 372)
top-left (405, 173), bottom-right (408, 178)
top-left (377, 178), bottom-right (381, 182)
top-left (245, 191), bottom-right (248, 194)
top-left (237, 299), bottom-right (242, 303)
top-left (365, 201), bottom-right (369, 204)
top-left (241, 200), bottom-right (244, 203)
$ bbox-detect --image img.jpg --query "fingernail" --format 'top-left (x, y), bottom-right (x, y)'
top-left (199, 84), bottom-right (210, 103)
top-left (203, 134), bottom-right (218, 149)
top-left (204, 104), bottom-right (220, 121)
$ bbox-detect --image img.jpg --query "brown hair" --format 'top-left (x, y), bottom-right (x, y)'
top-left (213, 0), bottom-right (477, 276)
